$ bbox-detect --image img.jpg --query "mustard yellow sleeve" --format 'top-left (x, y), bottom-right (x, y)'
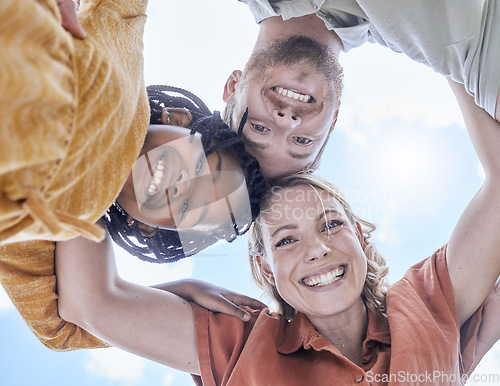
top-left (0, 240), bottom-right (109, 351)
top-left (79, 0), bottom-right (148, 36)
top-left (0, 0), bottom-right (77, 239)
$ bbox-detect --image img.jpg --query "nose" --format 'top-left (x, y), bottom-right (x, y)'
top-left (305, 235), bottom-right (331, 262)
top-left (168, 168), bottom-right (190, 200)
top-left (273, 107), bottom-right (302, 130)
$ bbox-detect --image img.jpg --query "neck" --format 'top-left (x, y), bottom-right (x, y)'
top-left (308, 300), bottom-right (368, 366)
top-left (255, 15), bottom-right (343, 54)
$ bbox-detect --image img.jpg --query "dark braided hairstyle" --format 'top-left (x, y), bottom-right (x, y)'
top-left (103, 85), bottom-right (266, 263)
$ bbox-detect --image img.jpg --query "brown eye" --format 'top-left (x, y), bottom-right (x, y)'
top-left (251, 124), bottom-right (269, 133)
top-left (293, 136), bottom-right (313, 145)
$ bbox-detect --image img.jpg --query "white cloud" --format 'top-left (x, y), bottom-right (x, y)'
top-left (0, 286), bottom-right (13, 311)
top-left (341, 126), bottom-right (369, 148)
top-left (373, 201), bottom-right (401, 246)
top-left (85, 348), bottom-right (146, 381)
top-left (339, 44), bottom-right (464, 130)
top-left (163, 371), bottom-right (176, 386)
top-left (113, 244), bottom-right (194, 286)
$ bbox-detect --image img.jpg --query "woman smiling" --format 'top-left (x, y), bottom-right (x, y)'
top-left (54, 80), bottom-right (499, 383)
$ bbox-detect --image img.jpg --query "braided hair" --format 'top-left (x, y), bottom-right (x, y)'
top-left (103, 85), bottom-right (266, 263)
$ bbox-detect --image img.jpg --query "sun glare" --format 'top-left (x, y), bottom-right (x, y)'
top-left (374, 132), bottom-right (443, 198)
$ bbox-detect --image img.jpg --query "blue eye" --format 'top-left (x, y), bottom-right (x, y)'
top-left (323, 220), bottom-right (344, 233)
top-left (275, 237), bottom-right (294, 247)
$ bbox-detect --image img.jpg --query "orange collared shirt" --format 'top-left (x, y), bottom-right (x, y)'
top-left (192, 245), bottom-right (482, 385)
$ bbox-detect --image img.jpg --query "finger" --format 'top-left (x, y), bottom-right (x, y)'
top-left (210, 297), bottom-right (253, 322)
top-left (224, 293), bottom-right (267, 310)
top-left (57, 0), bottom-right (86, 39)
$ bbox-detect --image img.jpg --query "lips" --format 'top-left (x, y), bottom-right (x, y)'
top-left (301, 265), bottom-right (345, 287)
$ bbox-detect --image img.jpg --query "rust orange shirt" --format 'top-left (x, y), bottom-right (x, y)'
top-left (192, 246), bottom-right (482, 385)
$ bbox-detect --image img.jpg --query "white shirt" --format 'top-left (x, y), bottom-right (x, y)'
top-left (241, 0), bottom-right (500, 118)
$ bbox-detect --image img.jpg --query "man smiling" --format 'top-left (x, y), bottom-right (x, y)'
top-left (227, 0), bottom-right (500, 179)
top-left (222, 15), bottom-right (344, 179)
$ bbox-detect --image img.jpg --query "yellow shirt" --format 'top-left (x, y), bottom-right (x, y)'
top-left (0, 0), bottom-right (149, 244)
top-left (0, 0), bottom-right (149, 350)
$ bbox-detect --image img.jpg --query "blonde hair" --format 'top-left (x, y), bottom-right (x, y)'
top-left (248, 172), bottom-right (389, 320)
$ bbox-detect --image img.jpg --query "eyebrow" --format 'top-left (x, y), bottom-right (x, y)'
top-left (212, 150), bottom-right (222, 201)
top-left (243, 131), bottom-right (314, 160)
top-left (316, 208), bottom-right (343, 222)
top-left (270, 208), bottom-right (342, 237)
top-left (215, 150), bottom-right (222, 176)
top-left (271, 224), bottom-right (297, 238)
top-left (241, 134), bottom-right (269, 150)
top-left (288, 150), bottom-right (315, 160)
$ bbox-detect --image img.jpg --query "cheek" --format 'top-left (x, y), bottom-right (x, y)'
top-left (116, 174), bottom-right (138, 211)
top-left (270, 252), bottom-right (299, 290)
top-left (354, 253), bottom-right (368, 289)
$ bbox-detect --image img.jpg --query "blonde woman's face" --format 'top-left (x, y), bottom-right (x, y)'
top-left (259, 186), bottom-right (367, 319)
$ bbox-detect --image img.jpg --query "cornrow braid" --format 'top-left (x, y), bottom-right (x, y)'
top-left (103, 85), bottom-right (266, 263)
top-left (147, 84), bottom-right (211, 124)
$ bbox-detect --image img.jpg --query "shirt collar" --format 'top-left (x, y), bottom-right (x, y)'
top-left (276, 309), bottom-right (391, 355)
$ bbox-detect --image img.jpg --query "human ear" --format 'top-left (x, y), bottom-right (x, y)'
top-left (223, 70), bottom-right (242, 102)
top-left (255, 254), bottom-right (275, 285)
top-left (329, 108), bottom-right (340, 134)
top-left (355, 221), bottom-right (364, 246)
top-left (161, 108), bottom-right (193, 127)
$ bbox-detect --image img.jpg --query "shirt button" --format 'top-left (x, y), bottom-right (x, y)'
top-left (355, 375), bottom-right (364, 383)
top-left (311, 2), bottom-right (318, 10)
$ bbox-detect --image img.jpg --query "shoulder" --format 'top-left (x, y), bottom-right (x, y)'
top-left (390, 245), bottom-right (449, 292)
top-left (387, 245), bottom-right (457, 323)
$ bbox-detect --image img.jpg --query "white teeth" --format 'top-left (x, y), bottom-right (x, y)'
top-left (275, 87), bottom-right (312, 103)
top-left (147, 159), bottom-right (165, 197)
top-left (303, 266), bottom-right (345, 287)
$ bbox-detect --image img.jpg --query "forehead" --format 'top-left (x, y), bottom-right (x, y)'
top-left (263, 185), bottom-right (345, 224)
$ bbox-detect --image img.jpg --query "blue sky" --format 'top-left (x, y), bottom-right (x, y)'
top-left (1, 1), bottom-right (498, 385)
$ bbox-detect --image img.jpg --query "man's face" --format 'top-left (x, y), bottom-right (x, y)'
top-left (224, 36), bottom-right (342, 179)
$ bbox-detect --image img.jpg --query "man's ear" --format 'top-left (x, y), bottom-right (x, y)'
top-left (255, 254), bottom-right (274, 284)
top-left (329, 107), bottom-right (340, 134)
top-left (223, 70), bottom-right (243, 102)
